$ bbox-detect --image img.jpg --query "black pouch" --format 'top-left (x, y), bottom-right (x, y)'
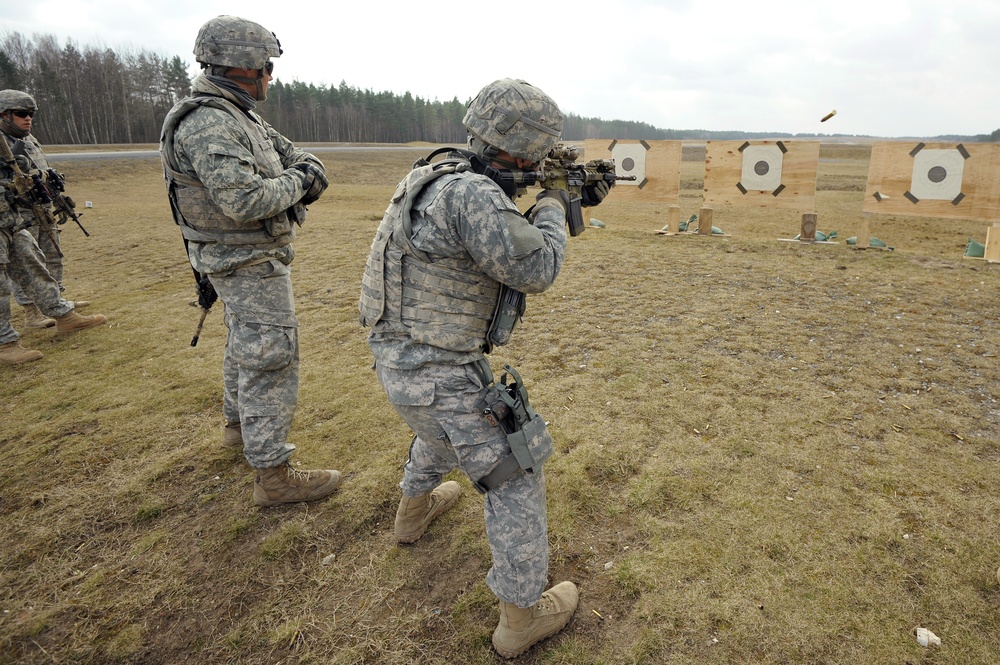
top-left (487, 285), bottom-right (525, 350)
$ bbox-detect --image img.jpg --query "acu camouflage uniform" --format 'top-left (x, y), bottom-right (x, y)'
top-left (360, 152), bottom-right (567, 608)
top-left (0, 134), bottom-right (74, 345)
top-left (160, 73), bottom-right (322, 469)
top-left (7, 134), bottom-right (64, 303)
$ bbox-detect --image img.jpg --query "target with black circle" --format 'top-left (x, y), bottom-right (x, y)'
top-left (610, 140), bottom-right (648, 188)
top-left (904, 143), bottom-right (968, 205)
top-left (737, 141), bottom-right (787, 196)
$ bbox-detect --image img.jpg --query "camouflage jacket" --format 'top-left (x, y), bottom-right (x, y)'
top-left (159, 74), bottom-right (322, 275)
top-left (365, 160), bottom-right (567, 369)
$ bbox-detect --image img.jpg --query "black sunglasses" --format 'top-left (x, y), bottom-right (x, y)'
top-left (264, 61), bottom-right (274, 75)
top-left (12, 110), bottom-right (35, 119)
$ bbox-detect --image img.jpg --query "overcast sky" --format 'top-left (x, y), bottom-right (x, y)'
top-left (3, 0), bottom-right (997, 138)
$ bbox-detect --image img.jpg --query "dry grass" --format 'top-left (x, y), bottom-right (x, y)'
top-left (1, 143), bottom-right (999, 664)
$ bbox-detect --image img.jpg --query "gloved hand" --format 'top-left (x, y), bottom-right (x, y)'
top-left (533, 188), bottom-right (571, 216)
top-left (290, 161), bottom-right (329, 205)
top-left (196, 274), bottom-right (218, 310)
top-left (581, 179), bottom-right (610, 207)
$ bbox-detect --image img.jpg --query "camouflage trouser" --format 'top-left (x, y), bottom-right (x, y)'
top-left (0, 228), bottom-right (72, 344)
top-left (375, 361), bottom-right (549, 608)
top-left (11, 222), bottom-right (63, 305)
top-left (209, 259), bottom-right (298, 469)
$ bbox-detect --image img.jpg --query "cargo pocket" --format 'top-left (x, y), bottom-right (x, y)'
top-left (383, 380), bottom-right (435, 407)
top-left (491, 535), bottom-right (548, 606)
top-left (232, 322), bottom-right (296, 372)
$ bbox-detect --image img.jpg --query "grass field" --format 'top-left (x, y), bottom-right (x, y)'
top-left (1, 143), bottom-right (999, 664)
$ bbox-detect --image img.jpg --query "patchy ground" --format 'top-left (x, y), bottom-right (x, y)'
top-left (1, 144), bottom-right (999, 664)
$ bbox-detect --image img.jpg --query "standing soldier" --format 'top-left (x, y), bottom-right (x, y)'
top-left (160, 15), bottom-right (339, 507)
top-left (359, 78), bottom-right (608, 658)
top-left (0, 90), bottom-right (90, 328)
top-left (0, 97), bottom-right (108, 364)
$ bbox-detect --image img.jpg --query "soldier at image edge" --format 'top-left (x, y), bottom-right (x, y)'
top-left (359, 78), bottom-right (609, 658)
top-left (0, 90), bottom-right (92, 330)
top-left (159, 15), bottom-right (337, 507)
top-left (0, 90), bottom-right (108, 365)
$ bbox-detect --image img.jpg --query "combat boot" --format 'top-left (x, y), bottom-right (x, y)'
top-left (55, 310), bottom-right (108, 334)
top-left (492, 581), bottom-right (579, 658)
top-left (0, 340), bottom-right (43, 364)
top-left (253, 461), bottom-right (341, 507)
top-left (394, 481), bottom-right (462, 543)
top-left (23, 304), bottom-right (55, 328)
top-left (222, 421), bottom-right (243, 447)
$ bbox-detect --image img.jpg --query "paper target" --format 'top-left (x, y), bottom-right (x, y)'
top-left (907, 147), bottom-right (966, 203)
top-left (862, 141), bottom-right (1000, 220)
top-left (739, 144), bottom-right (784, 192)
top-left (611, 142), bottom-right (647, 187)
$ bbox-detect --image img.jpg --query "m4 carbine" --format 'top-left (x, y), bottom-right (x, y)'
top-left (500, 144), bottom-right (636, 236)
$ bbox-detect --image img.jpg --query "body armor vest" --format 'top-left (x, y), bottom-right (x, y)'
top-left (359, 157), bottom-right (519, 353)
top-left (160, 95), bottom-right (295, 247)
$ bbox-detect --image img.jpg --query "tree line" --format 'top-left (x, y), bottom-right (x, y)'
top-left (2, 32), bottom-right (996, 146)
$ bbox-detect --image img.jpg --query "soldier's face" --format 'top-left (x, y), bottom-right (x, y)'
top-left (6, 111), bottom-right (32, 132)
top-left (260, 63), bottom-right (273, 98)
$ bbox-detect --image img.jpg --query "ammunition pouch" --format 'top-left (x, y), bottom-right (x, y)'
top-left (486, 285), bottom-right (525, 351)
top-left (473, 364), bottom-right (553, 493)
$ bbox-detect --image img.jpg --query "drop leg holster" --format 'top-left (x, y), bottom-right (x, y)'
top-left (473, 361), bottom-right (554, 493)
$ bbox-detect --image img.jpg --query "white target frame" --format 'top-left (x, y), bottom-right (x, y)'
top-left (906, 144), bottom-right (968, 205)
top-left (738, 142), bottom-right (786, 196)
top-left (611, 141), bottom-right (648, 188)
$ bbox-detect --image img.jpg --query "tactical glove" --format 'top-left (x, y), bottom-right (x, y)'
top-left (196, 274), bottom-right (218, 311)
top-left (291, 162), bottom-right (329, 205)
top-left (581, 180), bottom-right (610, 207)
top-left (533, 188), bottom-right (571, 216)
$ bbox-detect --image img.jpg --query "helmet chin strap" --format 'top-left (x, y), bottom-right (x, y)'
top-left (218, 67), bottom-right (267, 100)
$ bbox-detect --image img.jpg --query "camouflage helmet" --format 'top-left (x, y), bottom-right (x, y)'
top-left (193, 15), bottom-right (282, 70)
top-left (0, 89), bottom-right (37, 114)
top-left (463, 79), bottom-right (563, 164)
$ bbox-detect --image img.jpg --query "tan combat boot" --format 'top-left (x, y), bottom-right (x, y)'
top-left (253, 462), bottom-right (341, 507)
top-left (222, 422), bottom-right (243, 447)
top-left (23, 304), bottom-right (55, 328)
top-left (0, 340), bottom-right (43, 364)
top-left (55, 310), bottom-right (108, 334)
top-left (492, 581), bottom-right (579, 658)
top-left (394, 481), bottom-right (462, 543)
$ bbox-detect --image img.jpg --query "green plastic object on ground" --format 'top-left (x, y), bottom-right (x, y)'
top-left (846, 236), bottom-right (893, 250)
top-left (793, 230), bottom-right (838, 241)
top-left (964, 237), bottom-right (986, 258)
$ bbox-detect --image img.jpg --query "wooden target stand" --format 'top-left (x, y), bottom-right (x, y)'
top-left (777, 212), bottom-right (839, 246)
top-left (655, 205), bottom-right (731, 237)
top-left (849, 213), bottom-right (890, 251)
